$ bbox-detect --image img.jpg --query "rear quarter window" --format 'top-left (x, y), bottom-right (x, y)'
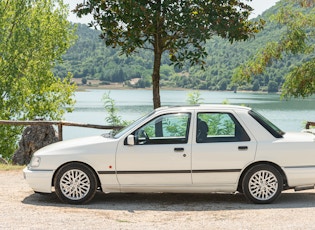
top-left (248, 110), bottom-right (284, 138)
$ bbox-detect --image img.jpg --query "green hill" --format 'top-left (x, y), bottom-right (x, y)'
top-left (54, 1), bottom-right (312, 92)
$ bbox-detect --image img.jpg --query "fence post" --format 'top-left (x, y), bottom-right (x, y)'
top-left (58, 123), bottom-right (63, 141)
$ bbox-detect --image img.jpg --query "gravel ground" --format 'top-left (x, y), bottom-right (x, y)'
top-left (2, 170), bottom-right (315, 229)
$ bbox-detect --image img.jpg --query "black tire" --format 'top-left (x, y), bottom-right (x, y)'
top-left (242, 164), bottom-right (283, 204)
top-left (54, 162), bottom-right (97, 204)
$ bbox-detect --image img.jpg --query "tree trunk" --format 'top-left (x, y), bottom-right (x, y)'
top-left (152, 0), bottom-right (163, 109)
top-left (152, 49), bottom-right (162, 109)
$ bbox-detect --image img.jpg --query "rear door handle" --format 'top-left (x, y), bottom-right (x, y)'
top-left (238, 146), bottom-right (248, 151)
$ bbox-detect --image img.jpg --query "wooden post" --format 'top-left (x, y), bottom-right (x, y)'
top-left (306, 121), bottom-right (315, 129)
top-left (58, 123), bottom-right (63, 141)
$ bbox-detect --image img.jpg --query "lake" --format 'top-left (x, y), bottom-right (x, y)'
top-left (64, 89), bottom-right (315, 139)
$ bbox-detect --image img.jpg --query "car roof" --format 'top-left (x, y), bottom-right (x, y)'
top-left (155, 104), bottom-right (251, 112)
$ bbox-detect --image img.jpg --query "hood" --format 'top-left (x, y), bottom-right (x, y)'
top-left (34, 135), bottom-right (117, 156)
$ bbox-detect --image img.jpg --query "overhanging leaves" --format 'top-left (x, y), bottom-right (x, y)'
top-left (233, 0), bottom-right (315, 98)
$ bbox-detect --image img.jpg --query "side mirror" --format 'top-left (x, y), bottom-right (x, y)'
top-left (127, 135), bottom-right (135, 146)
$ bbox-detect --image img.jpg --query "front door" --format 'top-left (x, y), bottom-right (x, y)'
top-left (116, 112), bottom-right (192, 187)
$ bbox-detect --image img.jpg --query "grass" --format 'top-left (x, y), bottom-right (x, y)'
top-left (0, 163), bottom-right (25, 171)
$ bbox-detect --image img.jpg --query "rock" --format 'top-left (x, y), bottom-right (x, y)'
top-left (12, 125), bottom-right (59, 165)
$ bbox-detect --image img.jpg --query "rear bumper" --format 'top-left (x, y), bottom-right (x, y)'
top-left (23, 167), bottom-right (54, 193)
top-left (284, 166), bottom-right (315, 187)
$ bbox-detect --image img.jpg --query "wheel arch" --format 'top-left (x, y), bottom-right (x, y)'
top-left (52, 161), bottom-right (102, 190)
top-left (237, 161), bottom-right (288, 192)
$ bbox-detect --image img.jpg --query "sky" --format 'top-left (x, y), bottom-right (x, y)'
top-left (64, 0), bottom-right (280, 24)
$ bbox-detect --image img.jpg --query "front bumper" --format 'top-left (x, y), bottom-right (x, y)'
top-left (23, 167), bottom-right (54, 193)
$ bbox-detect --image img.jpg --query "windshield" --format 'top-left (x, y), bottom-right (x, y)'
top-left (113, 110), bottom-right (155, 139)
top-left (249, 110), bottom-right (285, 138)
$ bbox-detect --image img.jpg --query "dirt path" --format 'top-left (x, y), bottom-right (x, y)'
top-left (1, 170), bottom-right (315, 229)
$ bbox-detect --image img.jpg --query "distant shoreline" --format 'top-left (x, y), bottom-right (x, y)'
top-left (76, 83), bottom-right (272, 95)
top-left (73, 78), bottom-right (273, 94)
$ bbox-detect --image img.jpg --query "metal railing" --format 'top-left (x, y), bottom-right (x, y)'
top-left (0, 120), bottom-right (124, 141)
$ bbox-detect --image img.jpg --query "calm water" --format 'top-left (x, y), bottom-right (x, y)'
top-left (64, 89), bottom-right (315, 139)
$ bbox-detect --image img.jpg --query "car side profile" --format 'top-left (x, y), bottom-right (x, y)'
top-left (23, 105), bottom-right (315, 204)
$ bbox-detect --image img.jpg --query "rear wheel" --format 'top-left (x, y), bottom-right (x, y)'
top-left (242, 164), bottom-right (283, 204)
top-left (54, 163), bottom-right (97, 204)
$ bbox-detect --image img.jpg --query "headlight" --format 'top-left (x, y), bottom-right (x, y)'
top-left (29, 156), bottom-right (41, 168)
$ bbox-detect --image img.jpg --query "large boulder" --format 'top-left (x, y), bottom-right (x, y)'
top-left (12, 125), bottom-right (59, 165)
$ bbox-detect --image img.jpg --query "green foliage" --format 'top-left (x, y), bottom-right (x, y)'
top-left (252, 80), bottom-right (260, 91)
top-left (55, 24), bottom-right (154, 84)
top-left (74, 0), bottom-right (263, 108)
top-left (186, 91), bottom-right (204, 105)
top-left (102, 92), bottom-right (129, 126)
top-left (57, 10), bottom-right (289, 94)
top-left (163, 117), bottom-right (187, 137)
top-left (55, 1), bottom-right (313, 96)
top-left (222, 99), bottom-right (230, 105)
top-left (143, 114), bottom-right (189, 138)
top-left (268, 81), bottom-right (279, 93)
top-left (133, 78), bottom-right (151, 88)
top-left (0, 0), bottom-right (77, 160)
top-left (74, 0), bottom-right (261, 67)
top-left (233, 0), bottom-right (315, 98)
top-left (198, 113), bottom-right (235, 136)
top-left (282, 60), bottom-right (315, 97)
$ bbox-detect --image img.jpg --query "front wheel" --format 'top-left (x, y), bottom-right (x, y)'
top-left (242, 164), bottom-right (283, 204)
top-left (54, 163), bottom-right (97, 204)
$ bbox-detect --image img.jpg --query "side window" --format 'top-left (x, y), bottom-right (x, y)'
top-left (196, 112), bottom-right (250, 143)
top-left (135, 113), bottom-right (191, 145)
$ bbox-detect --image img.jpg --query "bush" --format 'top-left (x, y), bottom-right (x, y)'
top-left (81, 77), bottom-right (87, 85)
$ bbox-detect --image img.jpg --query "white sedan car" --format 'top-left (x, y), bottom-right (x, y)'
top-left (24, 105), bottom-right (315, 204)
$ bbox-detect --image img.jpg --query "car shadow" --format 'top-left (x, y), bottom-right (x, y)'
top-left (22, 190), bottom-right (315, 211)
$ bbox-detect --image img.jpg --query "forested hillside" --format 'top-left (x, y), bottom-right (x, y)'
top-left (54, 1), bottom-right (312, 92)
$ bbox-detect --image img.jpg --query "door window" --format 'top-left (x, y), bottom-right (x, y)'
top-left (197, 112), bottom-right (250, 143)
top-left (135, 113), bottom-right (191, 145)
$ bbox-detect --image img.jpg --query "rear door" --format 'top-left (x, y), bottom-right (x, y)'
top-left (192, 111), bottom-right (257, 188)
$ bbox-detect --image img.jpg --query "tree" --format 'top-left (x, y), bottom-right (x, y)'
top-left (0, 0), bottom-right (77, 160)
top-left (218, 79), bottom-right (228, 90)
top-left (268, 81), bottom-right (279, 93)
top-left (233, 0), bottom-right (315, 98)
top-left (252, 79), bottom-right (260, 91)
top-left (74, 0), bottom-right (263, 108)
